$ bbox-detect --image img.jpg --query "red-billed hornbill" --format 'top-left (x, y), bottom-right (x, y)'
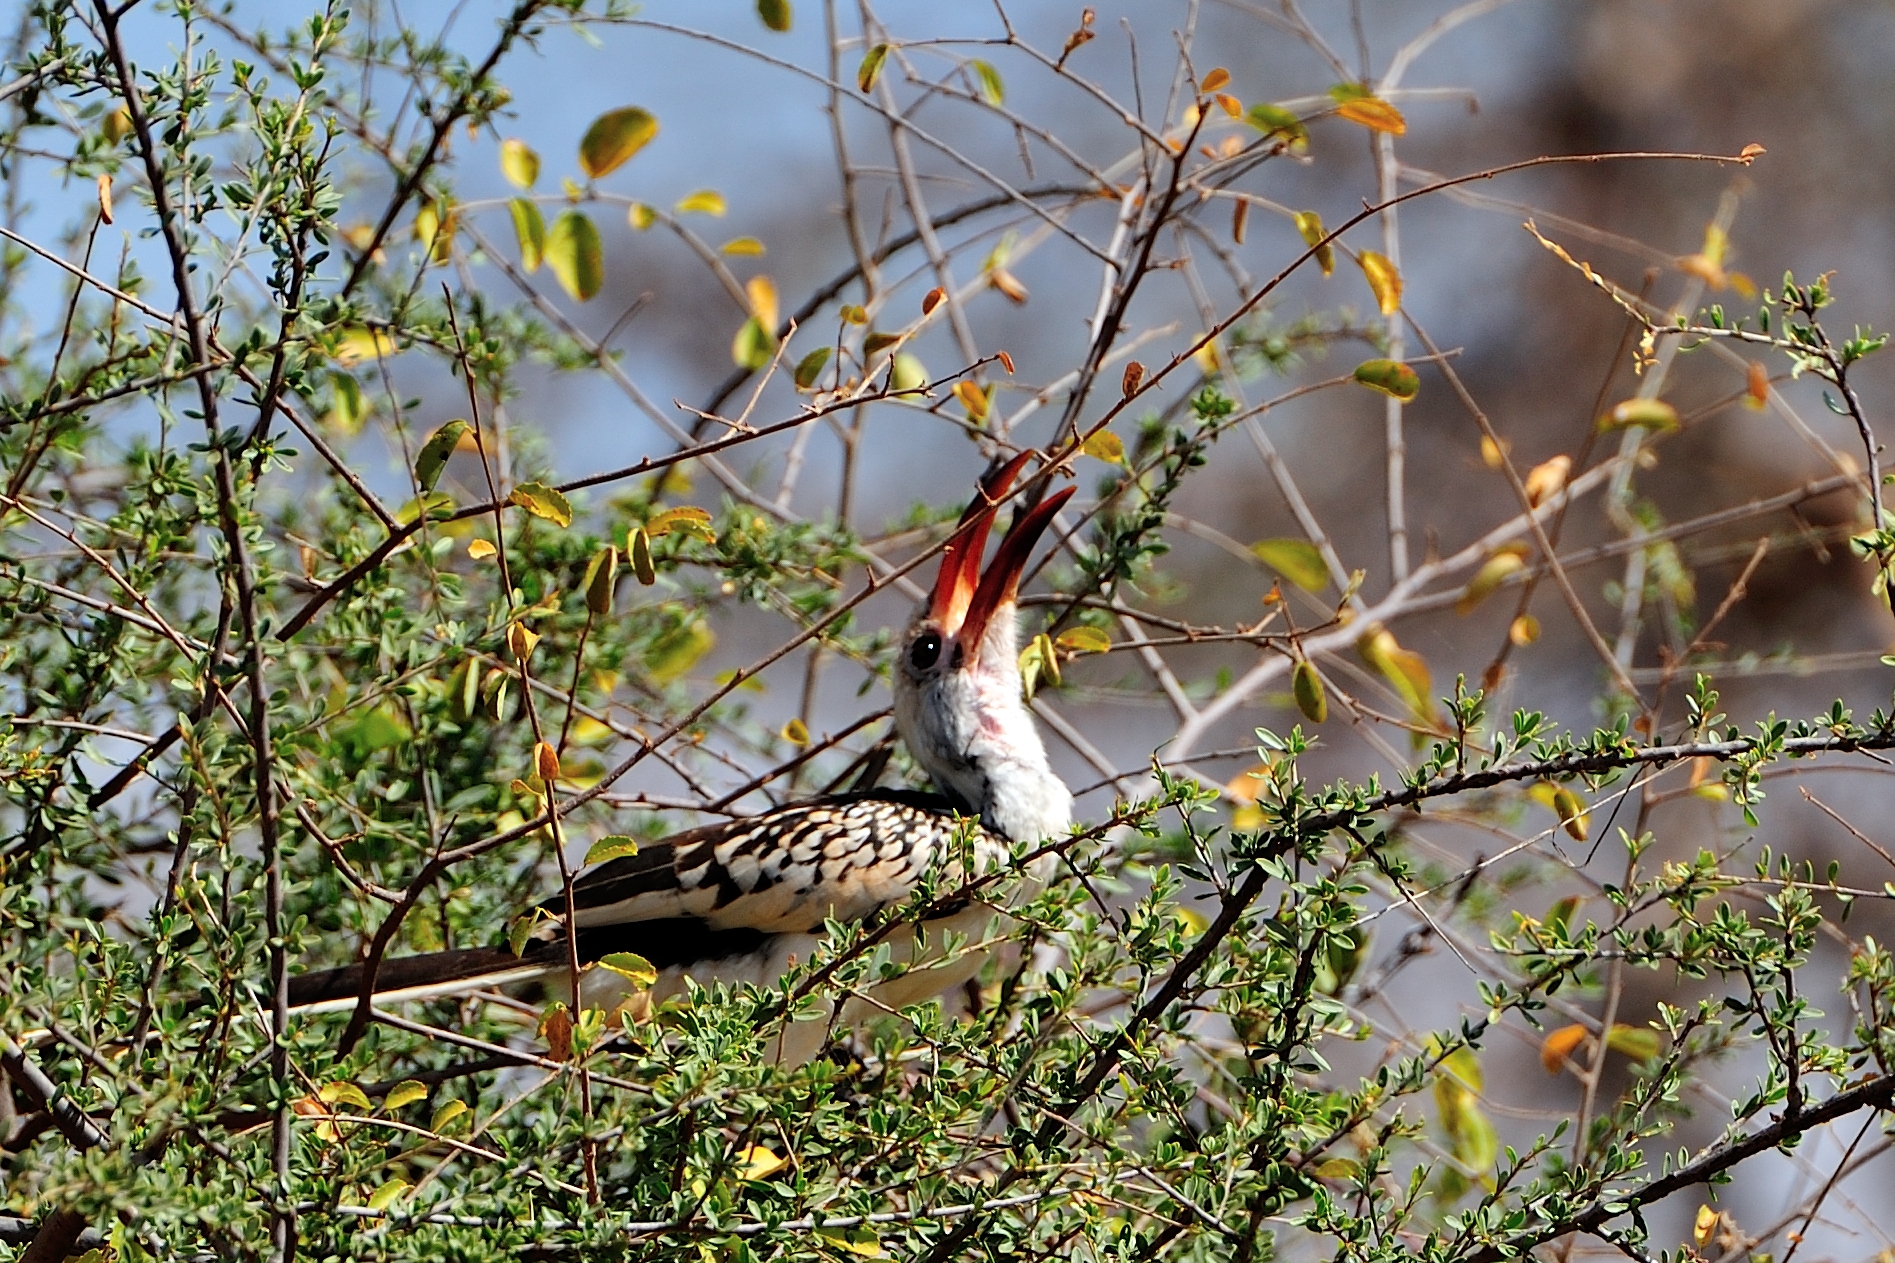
top-left (289, 455), bottom-right (1075, 1061)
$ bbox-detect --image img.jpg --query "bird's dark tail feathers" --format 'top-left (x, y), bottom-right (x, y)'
top-left (287, 943), bottom-right (562, 1015)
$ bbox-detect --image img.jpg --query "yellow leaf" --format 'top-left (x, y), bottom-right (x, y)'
top-left (596, 951), bottom-right (658, 988)
top-left (508, 480), bottom-right (573, 527)
top-left (1552, 786), bottom-right (1588, 840)
top-left (722, 236), bottom-right (766, 256)
top-left (676, 189), bottom-right (726, 216)
top-left (429, 1099), bottom-right (469, 1133)
top-left (1605, 1023), bottom-right (1662, 1061)
top-left (1358, 250), bottom-right (1402, 315)
top-left (1224, 763), bottom-right (1270, 805)
top-left (1334, 95), bottom-right (1406, 134)
top-left (628, 202), bottom-right (657, 231)
top-left (499, 138), bottom-right (539, 189)
top-left (1357, 624), bottom-right (1434, 724)
top-left (1540, 1024), bottom-right (1589, 1074)
top-left (382, 1080), bottom-right (429, 1111)
top-left (319, 1081), bottom-right (372, 1111)
top-left (1694, 1206), bottom-right (1720, 1248)
top-left (1523, 454), bottom-right (1571, 506)
top-left (1294, 210), bottom-right (1334, 276)
top-left (1080, 430), bottom-right (1124, 464)
top-left (1479, 434), bottom-right (1508, 468)
top-left (468, 538), bottom-right (497, 560)
top-left (332, 327), bottom-right (396, 367)
top-left (737, 1144), bottom-right (790, 1180)
top-left (1509, 614), bottom-right (1540, 646)
top-left (646, 618), bottom-right (714, 683)
top-left (1456, 548), bottom-right (1527, 615)
top-left (584, 835), bottom-right (640, 865)
top-left (969, 59), bottom-right (1004, 106)
top-left (781, 717), bottom-right (809, 746)
top-left (648, 506), bottom-right (715, 540)
top-left (816, 1227), bottom-right (884, 1257)
top-left (1214, 92), bottom-right (1243, 119)
top-left (746, 275), bottom-right (779, 328)
top-left (1200, 67), bottom-right (1230, 92)
top-left (953, 380), bottom-right (989, 421)
top-left (579, 106), bottom-right (659, 178)
top-left (1600, 398), bottom-right (1679, 434)
top-left (1292, 659), bottom-right (1327, 723)
top-left (569, 716), bottom-right (613, 746)
top-left (1250, 538), bottom-right (1328, 592)
top-left (1352, 358), bottom-right (1418, 401)
top-left (1055, 626), bottom-right (1111, 656)
top-left (509, 198), bottom-right (545, 272)
top-left (544, 210), bottom-right (604, 301)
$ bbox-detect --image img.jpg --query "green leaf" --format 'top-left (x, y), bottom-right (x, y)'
top-left (578, 106), bottom-right (658, 178)
top-left (584, 835), bottom-right (640, 865)
top-left (858, 43), bottom-right (888, 93)
top-left (381, 1080), bottom-right (429, 1111)
top-left (630, 526), bottom-right (656, 584)
top-left (1353, 358), bottom-right (1419, 401)
top-left (509, 198), bottom-right (545, 272)
top-left (367, 1179), bottom-right (410, 1211)
top-left (414, 419), bottom-right (469, 493)
top-left (970, 59), bottom-right (1004, 106)
top-left (646, 618), bottom-right (714, 683)
top-left (1245, 102), bottom-right (1308, 151)
top-left (596, 951), bottom-right (658, 988)
top-left (508, 480), bottom-right (573, 528)
top-left (817, 1227), bottom-right (884, 1257)
top-left (499, 138), bottom-right (539, 189)
top-left (732, 316), bottom-right (775, 370)
top-left (756, 0), bottom-right (791, 31)
top-left (1292, 659), bottom-right (1327, 723)
top-left (584, 545), bottom-right (618, 616)
top-left (794, 345), bottom-right (832, 390)
top-left (890, 353), bottom-right (929, 394)
top-left (1250, 538), bottom-right (1329, 591)
top-left (544, 210), bottom-right (603, 301)
top-left (647, 506), bottom-right (715, 540)
top-left (1599, 397), bottom-right (1680, 433)
top-left (1055, 626), bottom-right (1111, 656)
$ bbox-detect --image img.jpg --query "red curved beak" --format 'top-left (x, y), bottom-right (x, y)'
top-left (927, 454), bottom-right (1073, 653)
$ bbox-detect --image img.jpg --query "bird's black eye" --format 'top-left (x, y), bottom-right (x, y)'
top-left (909, 630), bottom-right (942, 670)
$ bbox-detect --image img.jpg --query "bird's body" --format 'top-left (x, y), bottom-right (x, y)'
top-left (289, 456), bottom-right (1075, 1063)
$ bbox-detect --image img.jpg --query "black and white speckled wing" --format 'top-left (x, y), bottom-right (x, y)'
top-left (559, 789), bottom-right (1003, 935)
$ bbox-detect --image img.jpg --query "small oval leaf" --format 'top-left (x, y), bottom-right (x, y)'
top-left (1600, 397), bottom-right (1680, 433)
top-left (584, 835), bottom-right (641, 865)
top-left (597, 951), bottom-right (658, 988)
top-left (509, 198), bottom-right (546, 272)
top-left (1292, 659), bottom-right (1327, 723)
top-left (1358, 250), bottom-right (1402, 315)
top-left (1540, 1024), bottom-right (1589, 1074)
top-left (500, 138), bottom-right (539, 189)
top-left (579, 106), bottom-right (658, 178)
top-left (858, 43), bottom-right (888, 93)
top-left (794, 345), bottom-right (832, 391)
top-left (508, 480), bottom-right (573, 527)
top-left (1080, 430), bottom-right (1125, 465)
top-left (1250, 538), bottom-right (1329, 591)
top-left (1352, 358), bottom-right (1418, 401)
top-left (629, 526), bottom-right (656, 584)
top-left (1055, 626), bottom-right (1111, 656)
top-left (1293, 210), bottom-right (1334, 276)
top-left (675, 189), bottom-right (726, 216)
top-left (756, 0), bottom-right (791, 31)
top-left (544, 210), bottom-right (603, 301)
top-left (414, 419), bottom-right (470, 494)
top-left (382, 1080), bottom-right (429, 1111)
top-left (585, 545), bottom-right (618, 616)
top-left (732, 316), bottom-right (775, 370)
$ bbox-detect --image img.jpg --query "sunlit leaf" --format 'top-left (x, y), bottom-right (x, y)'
top-left (858, 43), bottom-right (888, 93)
top-left (953, 380), bottom-right (989, 421)
top-left (1745, 360), bottom-right (1770, 410)
top-left (1599, 397), bottom-right (1679, 433)
top-left (448, 657), bottom-right (482, 723)
top-left (839, 303), bottom-right (868, 325)
top-left (1293, 210), bottom-right (1334, 276)
top-left (1201, 67), bottom-right (1230, 93)
top-left (1352, 358), bottom-right (1418, 401)
top-left (736, 1145), bottom-right (790, 1180)
top-left (732, 316), bottom-right (775, 370)
top-left (382, 1080), bottom-right (429, 1111)
top-left (1333, 92), bottom-right (1406, 135)
top-left (1509, 614), bottom-right (1540, 646)
top-left (509, 198), bottom-right (545, 272)
top-left (628, 202), bottom-right (657, 231)
top-left (1357, 624), bottom-right (1434, 725)
top-left (1055, 626), bottom-right (1111, 656)
top-left (1358, 250), bottom-right (1402, 315)
top-left (781, 717), bottom-right (809, 746)
top-left (584, 836), bottom-right (640, 866)
top-left (1523, 454), bottom-right (1570, 507)
top-left (890, 352), bottom-right (929, 395)
top-left (1245, 102), bottom-right (1308, 152)
top-left (756, 0), bottom-right (791, 32)
top-left (1694, 1205), bottom-right (1720, 1248)
top-left (1606, 1023), bottom-right (1662, 1061)
top-left (508, 480), bottom-right (573, 527)
top-left (1540, 1024), bottom-right (1589, 1074)
top-left (332, 327), bottom-right (396, 367)
top-left (630, 525), bottom-right (656, 584)
top-left (647, 506), bottom-right (715, 540)
top-left (499, 138), bottom-right (539, 189)
top-left (816, 1227), bottom-right (884, 1257)
top-left (969, 59), bottom-right (1004, 106)
top-left (319, 1081), bottom-right (371, 1111)
top-left (1456, 547), bottom-right (1527, 614)
top-left (1480, 434), bottom-right (1508, 468)
top-left (721, 236), bottom-right (766, 256)
top-left (579, 106), bottom-right (658, 178)
top-left (676, 189), bottom-right (726, 216)
top-left (647, 618), bottom-right (714, 683)
top-left (1552, 785), bottom-right (1588, 840)
top-left (328, 371), bottom-right (367, 434)
top-left (597, 951), bottom-right (658, 988)
top-left (1250, 538), bottom-right (1328, 591)
top-left (746, 274), bottom-right (779, 328)
top-left (1080, 430), bottom-right (1125, 465)
top-left (544, 210), bottom-right (603, 301)
top-left (467, 537), bottom-right (496, 560)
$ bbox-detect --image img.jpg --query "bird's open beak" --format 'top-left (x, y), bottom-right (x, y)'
top-left (928, 453), bottom-right (1074, 654)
